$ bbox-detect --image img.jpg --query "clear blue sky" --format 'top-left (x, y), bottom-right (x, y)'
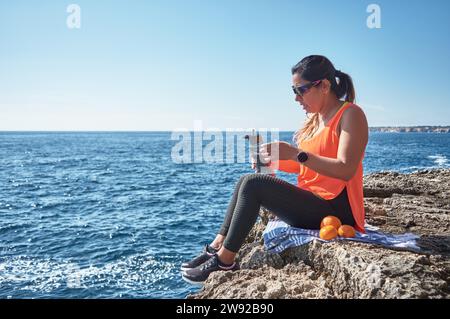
top-left (1, 0), bottom-right (449, 131)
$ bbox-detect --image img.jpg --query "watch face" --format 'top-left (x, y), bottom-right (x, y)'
top-left (297, 152), bottom-right (308, 162)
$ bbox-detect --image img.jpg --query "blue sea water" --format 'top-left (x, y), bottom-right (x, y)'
top-left (0, 131), bottom-right (449, 299)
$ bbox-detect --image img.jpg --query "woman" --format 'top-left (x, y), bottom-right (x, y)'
top-left (182, 55), bottom-right (369, 284)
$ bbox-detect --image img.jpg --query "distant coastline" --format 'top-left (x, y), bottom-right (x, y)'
top-left (369, 126), bottom-right (450, 133)
top-left (0, 126), bottom-right (449, 133)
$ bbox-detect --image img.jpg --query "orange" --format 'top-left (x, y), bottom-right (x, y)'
top-left (320, 216), bottom-right (342, 230)
top-left (338, 225), bottom-right (356, 238)
top-left (319, 225), bottom-right (338, 240)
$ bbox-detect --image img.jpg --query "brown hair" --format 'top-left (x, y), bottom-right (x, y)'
top-left (292, 55), bottom-right (355, 147)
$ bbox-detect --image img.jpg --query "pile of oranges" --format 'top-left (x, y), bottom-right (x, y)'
top-left (319, 216), bottom-right (356, 240)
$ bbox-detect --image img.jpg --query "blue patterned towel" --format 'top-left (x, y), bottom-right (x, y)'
top-left (263, 219), bottom-right (420, 253)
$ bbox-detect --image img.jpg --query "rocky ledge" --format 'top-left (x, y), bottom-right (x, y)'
top-left (188, 169), bottom-right (450, 299)
top-left (369, 126), bottom-right (450, 133)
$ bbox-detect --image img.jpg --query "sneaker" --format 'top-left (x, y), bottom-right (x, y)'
top-left (182, 254), bottom-right (239, 285)
top-left (180, 244), bottom-right (218, 271)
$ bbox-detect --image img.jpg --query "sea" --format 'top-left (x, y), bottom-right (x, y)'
top-left (0, 131), bottom-right (449, 298)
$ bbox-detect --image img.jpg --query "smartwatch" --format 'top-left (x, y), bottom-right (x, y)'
top-left (297, 151), bottom-right (309, 163)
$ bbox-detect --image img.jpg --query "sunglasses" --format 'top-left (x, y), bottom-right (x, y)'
top-left (292, 80), bottom-right (322, 96)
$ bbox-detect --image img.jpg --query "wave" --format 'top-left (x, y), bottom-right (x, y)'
top-left (0, 252), bottom-right (179, 298)
top-left (427, 154), bottom-right (449, 166)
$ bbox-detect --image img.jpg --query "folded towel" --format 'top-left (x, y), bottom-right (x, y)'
top-left (263, 219), bottom-right (421, 253)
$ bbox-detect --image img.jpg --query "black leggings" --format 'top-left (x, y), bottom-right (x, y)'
top-left (219, 173), bottom-right (356, 253)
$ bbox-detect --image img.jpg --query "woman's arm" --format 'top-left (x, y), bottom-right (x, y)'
top-left (269, 159), bottom-right (301, 174)
top-left (299, 106), bottom-right (369, 181)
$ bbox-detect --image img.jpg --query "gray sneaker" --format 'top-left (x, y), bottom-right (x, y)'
top-left (182, 254), bottom-right (239, 285)
top-left (180, 244), bottom-right (218, 271)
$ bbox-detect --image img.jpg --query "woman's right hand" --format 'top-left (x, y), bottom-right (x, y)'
top-left (250, 151), bottom-right (272, 170)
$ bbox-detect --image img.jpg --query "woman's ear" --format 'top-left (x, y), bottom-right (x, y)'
top-left (321, 79), bottom-right (331, 94)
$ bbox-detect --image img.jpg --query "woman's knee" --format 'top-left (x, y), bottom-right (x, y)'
top-left (240, 173), bottom-right (264, 194)
top-left (236, 173), bottom-right (257, 187)
top-left (237, 173), bottom-right (252, 183)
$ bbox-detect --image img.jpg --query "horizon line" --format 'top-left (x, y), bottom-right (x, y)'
top-left (1, 125), bottom-right (450, 133)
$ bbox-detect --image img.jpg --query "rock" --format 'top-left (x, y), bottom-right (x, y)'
top-left (369, 126), bottom-right (450, 133)
top-left (188, 169), bottom-right (450, 299)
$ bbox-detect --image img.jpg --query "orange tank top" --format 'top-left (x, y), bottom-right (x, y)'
top-left (298, 101), bottom-right (366, 232)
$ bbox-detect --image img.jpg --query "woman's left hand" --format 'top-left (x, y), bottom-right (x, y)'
top-left (260, 141), bottom-right (301, 162)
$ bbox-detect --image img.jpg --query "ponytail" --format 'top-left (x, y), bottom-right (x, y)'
top-left (333, 70), bottom-right (355, 103)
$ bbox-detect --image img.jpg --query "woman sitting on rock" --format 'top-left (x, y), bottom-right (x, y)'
top-left (182, 55), bottom-right (369, 284)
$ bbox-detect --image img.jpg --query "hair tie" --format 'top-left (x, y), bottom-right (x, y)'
top-left (335, 69), bottom-right (342, 77)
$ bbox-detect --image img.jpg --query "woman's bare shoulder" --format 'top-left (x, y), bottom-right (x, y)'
top-left (338, 103), bottom-right (368, 136)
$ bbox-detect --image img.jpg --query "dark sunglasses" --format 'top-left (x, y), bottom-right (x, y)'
top-left (292, 80), bottom-right (322, 96)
